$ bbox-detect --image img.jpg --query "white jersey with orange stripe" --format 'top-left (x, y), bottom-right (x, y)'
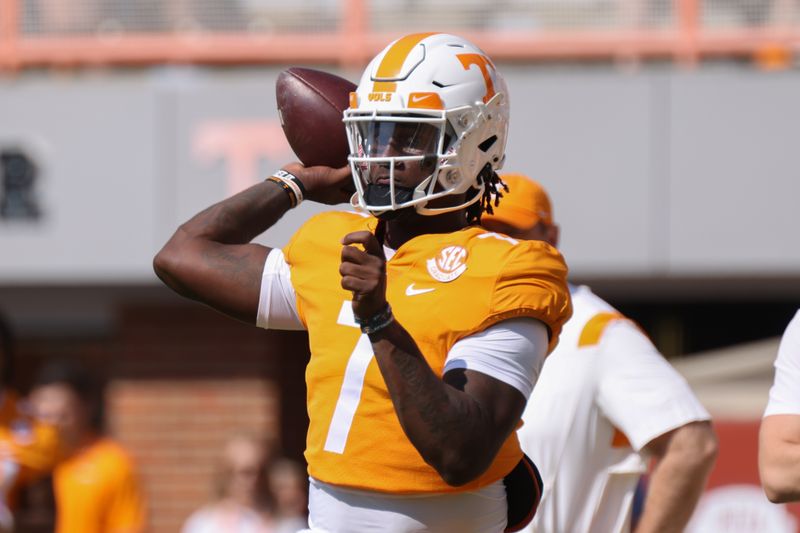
top-left (517, 285), bottom-right (710, 533)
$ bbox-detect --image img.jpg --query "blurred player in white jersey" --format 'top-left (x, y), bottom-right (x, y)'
top-left (759, 309), bottom-right (800, 502)
top-left (482, 174), bottom-right (718, 533)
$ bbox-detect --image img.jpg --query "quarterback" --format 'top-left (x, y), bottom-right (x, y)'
top-left (155, 33), bottom-right (571, 532)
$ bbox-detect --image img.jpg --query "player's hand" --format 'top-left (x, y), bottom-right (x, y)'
top-left (340, 231), bottom-right (388, 320)
top-left (283, 162), bottom-right (354, 205)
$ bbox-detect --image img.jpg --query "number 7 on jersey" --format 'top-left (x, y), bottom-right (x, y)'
top-left (323, 301), bottom-right (375, 454)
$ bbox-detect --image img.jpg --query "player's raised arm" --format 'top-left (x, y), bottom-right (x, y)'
top-left (153, 163), bottom-right (352, 323)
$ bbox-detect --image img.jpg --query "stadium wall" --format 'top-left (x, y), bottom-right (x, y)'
top-left (0, 64), bottom-right (798, 294)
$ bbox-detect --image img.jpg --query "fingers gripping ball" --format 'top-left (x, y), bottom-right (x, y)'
top-left (276, 68), bottom-right (356, 168)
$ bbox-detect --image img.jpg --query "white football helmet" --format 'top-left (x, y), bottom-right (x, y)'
top-left (344, 33), bottom-right (509, 217)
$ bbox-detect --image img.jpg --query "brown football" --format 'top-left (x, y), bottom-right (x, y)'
top-left (276, 67), bottom-right (356, 168)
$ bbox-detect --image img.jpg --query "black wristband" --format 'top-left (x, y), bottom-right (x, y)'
top-left (354, 303), bottom-right (394, 335)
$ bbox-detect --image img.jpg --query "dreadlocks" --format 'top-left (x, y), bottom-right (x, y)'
top-left (465, 164), bottom-right (509, 226)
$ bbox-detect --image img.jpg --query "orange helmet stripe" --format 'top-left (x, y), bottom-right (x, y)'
top-left (372, 32), bottom-right (438, 93)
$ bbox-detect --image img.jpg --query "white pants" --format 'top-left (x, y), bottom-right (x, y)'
top-left (303, 477), bottom-right (508, 533)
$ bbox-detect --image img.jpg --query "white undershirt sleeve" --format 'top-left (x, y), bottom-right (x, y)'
top-left (596, 320), bottom-right (711, 452)
top-left (443, 318), bottom-right (548, 400)
top-left (256, 248), bottom-right (305, 331)
top-left (764, 310), bottom-right (800, 417)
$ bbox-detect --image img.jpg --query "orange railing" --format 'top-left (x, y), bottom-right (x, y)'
top-left (0, 0), bottom-right (798, 71)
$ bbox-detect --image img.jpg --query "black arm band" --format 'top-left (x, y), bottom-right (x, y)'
top-left (354, 304), bottom-right (394, 335)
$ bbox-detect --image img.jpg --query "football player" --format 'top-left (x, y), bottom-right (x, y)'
top-left (155, 33), bottom-right (571, 532)
top-left (482, 174), bottom-right (718, 533)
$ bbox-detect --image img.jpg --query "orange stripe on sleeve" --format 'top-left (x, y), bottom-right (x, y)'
top-left (611, 427), bottom-right (632, 448)
top-left (577, 312), bottom-right (625, 347)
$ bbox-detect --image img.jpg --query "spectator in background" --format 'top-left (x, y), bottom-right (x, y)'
top-left (0, 314), bottom-right (60, 532)
top-left (267, 459), bottom-right (307, 533)
top-left (481, 174), bottom-right (718, 533)
top-left (30, 362), bottom-right (146, 533)
top-left (759, 309), bottom-right (800, 502)
top-left (182, 433), bottom-right (277, 533)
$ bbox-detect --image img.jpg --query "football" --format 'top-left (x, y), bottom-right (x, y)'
top-left (276, 67), bottom-right (356, 168)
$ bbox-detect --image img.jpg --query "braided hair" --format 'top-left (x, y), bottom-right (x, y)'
top-left (465, 164), bottom-right (508, 226)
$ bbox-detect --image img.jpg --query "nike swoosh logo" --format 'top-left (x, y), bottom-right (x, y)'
top-left (405, 283), bottom-right (435, 296)
top-left (410, 94), bottom-right (431, 103)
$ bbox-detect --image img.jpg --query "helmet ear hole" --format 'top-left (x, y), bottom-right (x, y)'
top-left (478, 135), bottom-right (498, 153)
top-left (440, 169), bottom-right (460, 187)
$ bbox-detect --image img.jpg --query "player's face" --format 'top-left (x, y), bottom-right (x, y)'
top-left (30, 383), bottom-right (89, 446)
top-left (355, 120), bottom-right (442, 188)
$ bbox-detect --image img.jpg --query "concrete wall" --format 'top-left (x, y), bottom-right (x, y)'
top-left (1, 65), bottom-right (798, 287)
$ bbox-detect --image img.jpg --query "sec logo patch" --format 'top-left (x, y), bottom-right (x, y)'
top-left (427, 246), bottom-right (468, 282)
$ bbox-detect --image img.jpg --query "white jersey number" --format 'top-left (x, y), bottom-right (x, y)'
top-left (323, 301), bottom-right (374, 454)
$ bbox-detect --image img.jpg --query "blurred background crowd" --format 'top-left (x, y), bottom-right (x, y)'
top-left (0, 314), bottom-right (308, 532)
top-left (1, 0), bottom-right (799, 531)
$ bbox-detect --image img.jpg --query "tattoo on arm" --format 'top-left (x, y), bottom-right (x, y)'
top-left (155, 180), bottom-right (292, 323)
top-left (391, 352), bottom-right (480, 440)
top-left (370, 323), bottom-right (499, 482)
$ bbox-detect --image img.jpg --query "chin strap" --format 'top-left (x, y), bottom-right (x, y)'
top-left (361, 184), bottom-right (418, 221)
top-left (364, 183), bottom-right (416, 207)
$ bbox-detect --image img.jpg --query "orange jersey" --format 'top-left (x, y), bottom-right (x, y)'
top-left (53, 438), bottom-right (146, 533)
top-left (284, 211), bottom-right (572, 494)
top-left (0, 392), bottom-right (60, 506)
